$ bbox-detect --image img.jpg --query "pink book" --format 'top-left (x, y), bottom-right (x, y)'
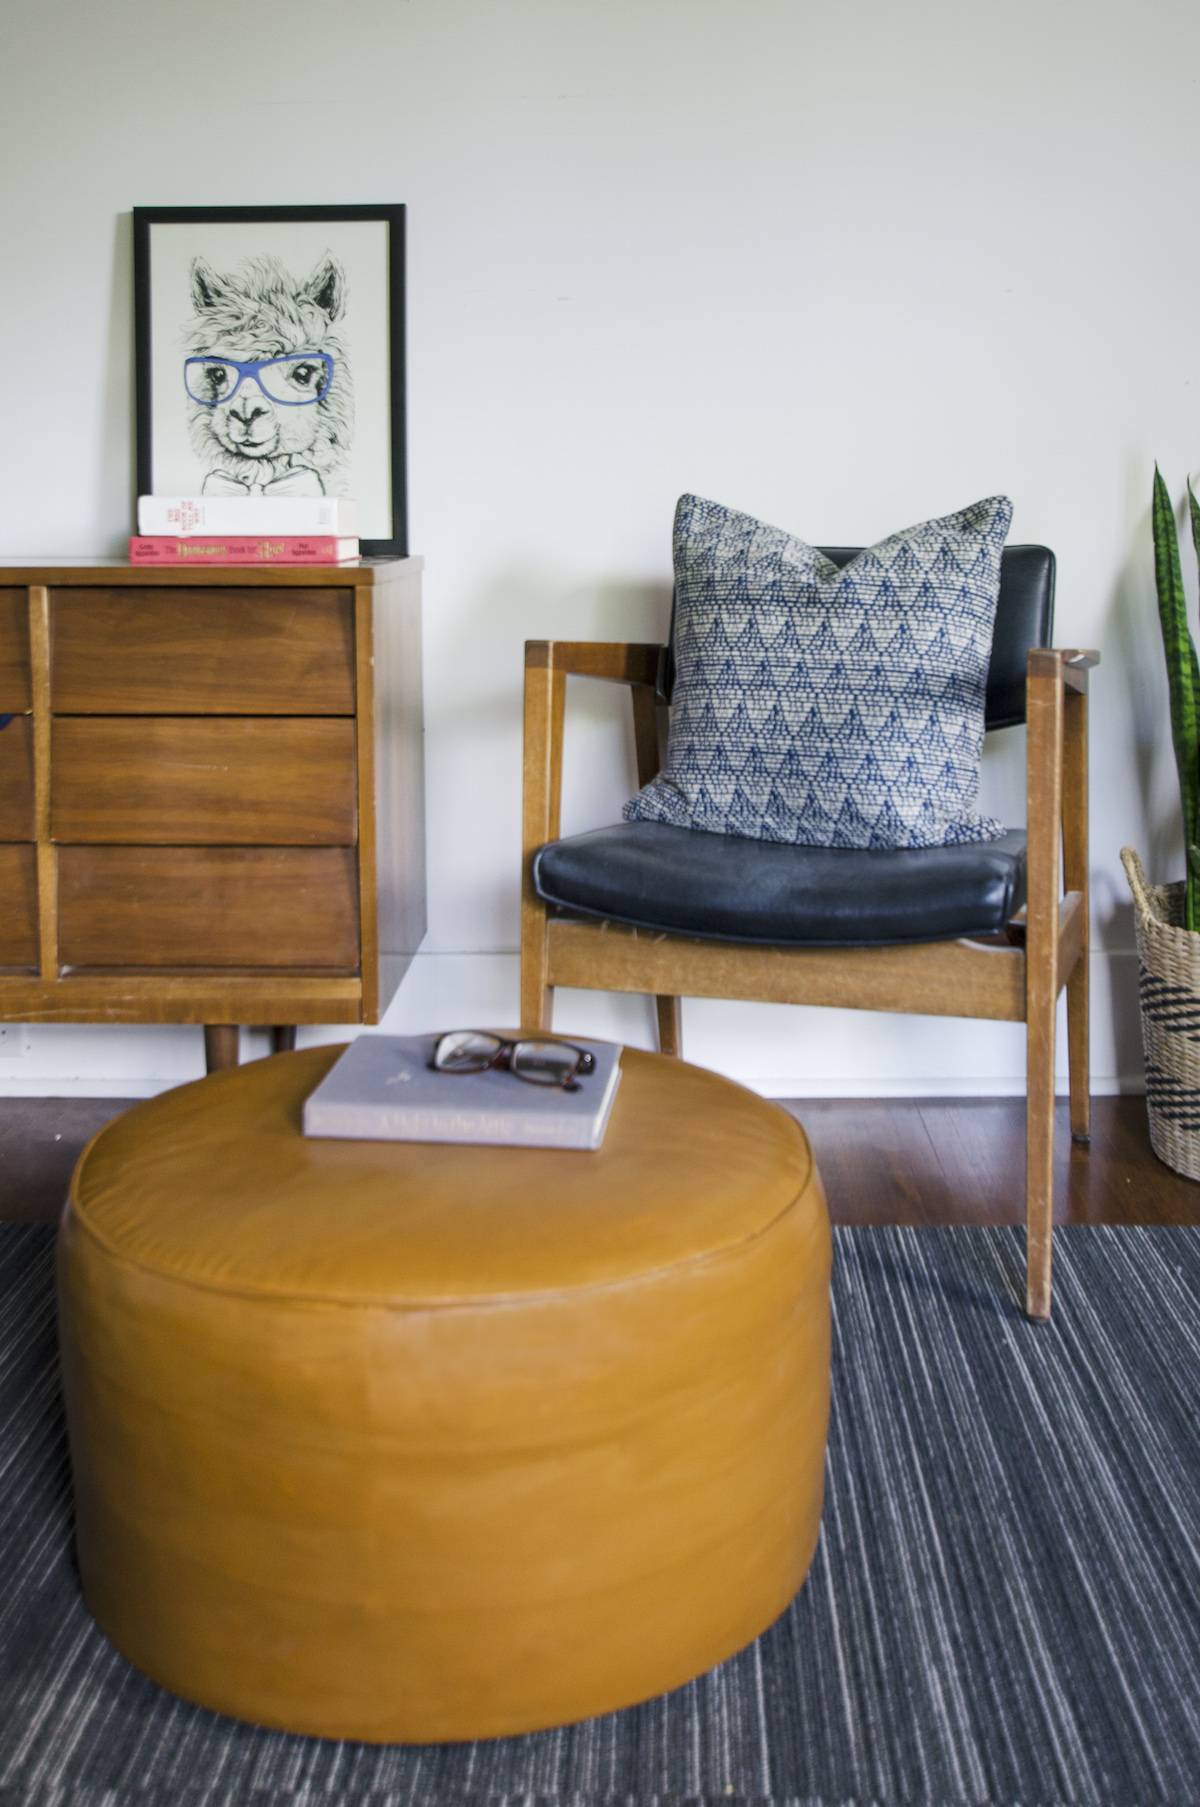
top-left (128, 536), bottom-right (360, 565)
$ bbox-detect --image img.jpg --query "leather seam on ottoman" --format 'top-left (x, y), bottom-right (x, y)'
top-left (63, 1169), bottom-right (819, 1313)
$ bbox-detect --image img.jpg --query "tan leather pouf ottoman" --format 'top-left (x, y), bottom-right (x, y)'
top-left (57, 1043), bottom-right (831, 1743)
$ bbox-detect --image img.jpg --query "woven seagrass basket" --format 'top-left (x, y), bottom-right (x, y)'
top-left (1121, 846), bottom-right (1200, 1180)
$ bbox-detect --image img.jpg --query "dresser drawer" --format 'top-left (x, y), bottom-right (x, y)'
top-left (50, 587), bottom-right (355, 714)
top-left (0, 716), bottom-right (34, 839)
top-left (0, 845), bottom-right (37, 968)
top-left (58, 847), bottom-right (360, 970)
top-left (52, 718), bottom-right (357, 845)
top-left (0, 590), bottom-right (31, 710)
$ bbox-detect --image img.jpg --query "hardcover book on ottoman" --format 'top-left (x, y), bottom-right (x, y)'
top-left (302, 1032), bottom-right (623, 1150)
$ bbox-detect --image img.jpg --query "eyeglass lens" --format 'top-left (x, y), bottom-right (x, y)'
top-left (509, 1040), bottom-right (583, 1085)
top-left (434, 1031), bottom-right (503, 1072)
top-left (432, 1032), bottom-right (588, 1085)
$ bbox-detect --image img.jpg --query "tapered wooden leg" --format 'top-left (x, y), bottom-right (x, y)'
top-left (1066, 964), bottom-right (1089, 1144)
top-left (1063, 686), bottom-right (1091, 1144)
top-left (271, 1026), bottom-right (298, 1055)
top-left (1025, 978), bottom-right (1056, 1320)
top-left (204, 1025), bottom-right (239, 1073)
top-left (521, 930), bottom-right (554, 1032)
top-left (521, 649), bottom-right (566, 1035)
top-left (1024, 660), bottom-right (1065, 1320)
top-left (655, 995), bottom-right (682, 1056)
top-left (631, 684), bottom-right (681, 1057)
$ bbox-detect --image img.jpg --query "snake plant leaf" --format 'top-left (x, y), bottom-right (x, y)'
top-left (1188, 844), bottom-right (1200, 930)
top-left (1190, 477), bottom-right (1200, 921)
top-left (1152, 467), bottom-right (1200, 930)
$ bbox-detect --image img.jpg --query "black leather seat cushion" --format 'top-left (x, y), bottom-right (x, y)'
top-left (533, 822), bottom-right (1027, 946)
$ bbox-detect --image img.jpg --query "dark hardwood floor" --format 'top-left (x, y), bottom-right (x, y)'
top-left (1, 1098), bottom-right (136, 1225)
top-left (789, 1097), bottom-right (1200, 1226)
top-left (2, 1093), bottom-right (1198, 1227)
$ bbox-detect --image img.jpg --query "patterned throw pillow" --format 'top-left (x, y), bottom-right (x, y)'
top-left (624, 492), bottom-right (1012, 850)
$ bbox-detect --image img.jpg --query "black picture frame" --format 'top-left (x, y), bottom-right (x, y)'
top-left (132, 204), bottom-right (407, 556)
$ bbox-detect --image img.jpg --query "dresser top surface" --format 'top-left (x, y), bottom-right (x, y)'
top-left (0, 557), bottom-right (421, 587)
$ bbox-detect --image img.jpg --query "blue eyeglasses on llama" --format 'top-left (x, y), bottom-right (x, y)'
top-left (184, 352), bottom-right (335, 408)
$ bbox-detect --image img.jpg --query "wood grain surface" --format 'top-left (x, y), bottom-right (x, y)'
top-left (51, 717), bottom-right (357, 845)
top-left (0, 560), bottom-right (423, 1057)
top-left (792, 1095), bottom-right (1200, 1227)
top-left (57, 846), bottom-right (360, 970)
top-left (29, 587), bottom-right (56, 981)
top-left (0, 845), bottom-right (37, 968)
top-left (0, 974), bottom-right (363, 1025)
top-left (0, 590), bottom-right (31, 709)
top-left (355, 559), bottom-right (427, 1022)
top-left (0, 717), bottom-right (34, 839)
top-left (50, 588), bottom-right (355, 715)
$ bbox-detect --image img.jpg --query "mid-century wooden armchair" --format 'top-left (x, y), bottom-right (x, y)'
top-left (521, 546), bottom-right (1098, 1319)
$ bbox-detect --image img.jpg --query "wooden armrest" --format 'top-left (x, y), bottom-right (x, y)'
top-left (1027, 647), bottom-right (1100, 694)
top-left (522, 639), bottom-right (670, 883)
top-left (525, 640), bottom-right (667, 692)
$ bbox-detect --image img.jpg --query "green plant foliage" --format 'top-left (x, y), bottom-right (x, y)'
top-left (1152, 467), bottom-right (1200, 930)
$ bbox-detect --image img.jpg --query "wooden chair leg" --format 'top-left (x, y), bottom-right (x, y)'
top-left (1066, 960), bottom-right (1090, 1145)
top-left (1063, 684), bottom-right (1091, 1144)
top-left (520, 890), bottom-right (554, 1032)
top-left (632, 686), bottom-right (680, 1058)
top-left (520, 935), bottom-right (554, 1032)
top-left (655, 995), bottom-right (682, 1057)
top-left (1025, 660), bottom-right (1064, 1320)
top-left (204, 1025), bottom-right (239, 1073)
top-left (1025, 980), bottom-right (1056, 1320)
top-left (271, 1026), bottom-right (297, 1055)
top-left (521, 650), bottom-right (565, 1035)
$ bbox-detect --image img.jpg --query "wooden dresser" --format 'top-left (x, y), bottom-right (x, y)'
top-left (0, 558), bottom-right (424, 1069)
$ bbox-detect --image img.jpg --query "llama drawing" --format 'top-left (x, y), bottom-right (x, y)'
top-left (183, 253), bottom-right (354, 497)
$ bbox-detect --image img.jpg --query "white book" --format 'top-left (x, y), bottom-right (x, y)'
top-left (137, 495), bottom-right (359, 537)
top-left (302, 1033), bottom-right (624, 1151)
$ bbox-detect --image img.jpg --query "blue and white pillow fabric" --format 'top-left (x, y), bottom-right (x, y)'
top-left (624, 493), bottom-right (1012, 850)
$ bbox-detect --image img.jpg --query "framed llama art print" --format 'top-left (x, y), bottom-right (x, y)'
top-left (133, 204), bottom-right (407, 555)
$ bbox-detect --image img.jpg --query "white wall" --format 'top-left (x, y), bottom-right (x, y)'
top-left (2, 0), bottom-right (1197, 1098)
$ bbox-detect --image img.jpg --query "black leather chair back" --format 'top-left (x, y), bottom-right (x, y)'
top-left (985, 545), bottom-right (1056, 728)
top-left (822, 544), bottom-right (1055, 731)
top-left (665, 545), bottom-right (1055, 732)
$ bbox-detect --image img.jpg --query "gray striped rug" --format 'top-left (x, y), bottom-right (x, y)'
top-left (1, 1223), bottom-right (1197, 1807)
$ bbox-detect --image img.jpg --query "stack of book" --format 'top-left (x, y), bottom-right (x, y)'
top-left (129, 496), bottom-right (360, 565)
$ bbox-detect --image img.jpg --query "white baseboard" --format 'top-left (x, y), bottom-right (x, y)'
top-left (0, 946), bottom-right (1144, 1100)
